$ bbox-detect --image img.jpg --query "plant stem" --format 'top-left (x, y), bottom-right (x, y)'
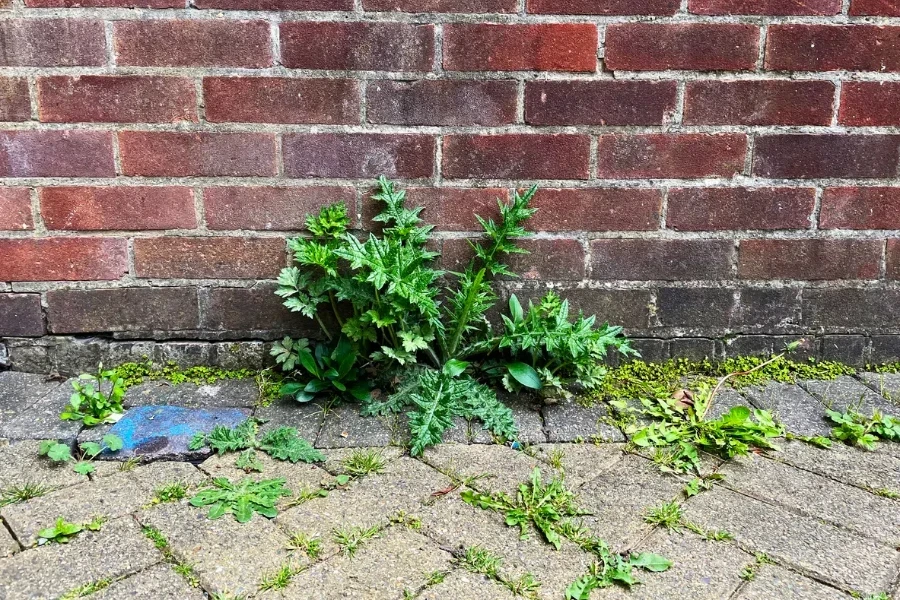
top-left (700, 351), bottom-right (787, 420)
top-left (315, 314), bottom-right (333, 342)
top-left (328, 292), bottom-right (344, 328)
top-left (445, 268), bottom-right (486, 360)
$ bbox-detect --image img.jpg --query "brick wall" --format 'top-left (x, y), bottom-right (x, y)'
top-left (1, 0), bottom-right (900, 369)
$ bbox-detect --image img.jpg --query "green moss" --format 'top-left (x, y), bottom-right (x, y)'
top-left (112, 361), bottom-right (255, 389)
top-left (868, 362), bottom-right (900, 374)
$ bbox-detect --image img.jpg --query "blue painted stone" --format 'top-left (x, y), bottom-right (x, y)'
top-left (104, 405), bottom-right (251, 460)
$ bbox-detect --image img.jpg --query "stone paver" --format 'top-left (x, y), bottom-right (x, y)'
top-left (200, 452), bottom-right (333, 502)
top-left (801, 376), bottom-right (898, 415)
top-left (90, 563), bottom-right (207, 600)
top-left (705, 387), bottom-right (750, 419)
top-left (0, 379), bottom-right (83, 444)
top-left (0, 371), bottom-right (60, 425)
top-left (531, 442), bottom-right (624, 487)
top-left (734, 564), bottom-right (853, 600)
top-left (316, 402), bottom-right (402, 448)
top-left (0, 524), bottom-right (19, 557)
top-left (774, 438), bottom-right (900, 493)
top-left (0, 439), bottom-right (89, 489)
top-left (743, 382), bottom-right (832, 437)
top-left (542, 399), bottom-right (625, 443)
top-left (125, 378), bottom-right (260, 408)
top-left (418, 570), bottom-right (516, 600)
top-left (504, 393), bottom-right (548, 443)
top-left (858, 372), bottom-right (900, 405)
top-left (421, 442), bottom-right (553, 496)
top-left (254, 397), bottom-right (325, 441)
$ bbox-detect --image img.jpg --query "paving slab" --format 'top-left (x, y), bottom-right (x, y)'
top-left (705, 387), bottom-right (751, 420)
top-left (503, 393), bottom-right (547, 443)
top-left (682, 486), bottom-right (900, 596)
top-left (0, 516), bottom-right (160, 600)
top-left (418, 570), bottom-right (516, 600)
top-left (0, 525), bottom-right (19, 557)
top-left (542, 399), bottom-right (625, 443)
top-left (531, 442), bottom-right (624, 487)
top-left (421, 443), bottom-right (553, 496)
top-left (128, 461), bottom-right (207, 492)
top-left (0, 379), bottom-right (82, 444)
top-left (0, 371), bottom-right (60, 424)
top-left (442, 416), bottom-right (493, 444)
top-left (774, 439), bottom-right (900, 494)
top-left (200, 452), bottom-right (333, 504)
top-left (316, 402), bottom-right (402, 448)
top-left (0, 439), bottom-right (89, 490)
top-left (858, 372), bottom-right (900, 405)
top-left (801, 376), bottom-right (898, 416)
top-left (734, 564), bottom-right (853, 600)
top-left (125, 379), bottom-right (260, 408)
top-left (90, 563), bottom-right (207, 600)
top-left (743, 382), bottom-right (832, 437)
top-left (253, 397), bottom-right (325, 442)
top-left (320, 446), bottom-right (405, 476)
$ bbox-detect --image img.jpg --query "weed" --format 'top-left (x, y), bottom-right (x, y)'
top-left (284, 486), bottom-right (329, 508)
top-left (547, 448), bottom-right (566, 470)
top-left (870, 488), bottom-right (899, 499)
top-left (287, 532), bottom-right (323, 560)
top-left (274, 336), bottom-right (371, 403)
top-left (37, 516), bottom-right (103, 545)
top-left (786, 433), bottom-right (833, 449)
top-left (59, 578), bottom-right (112, 599)
top-left (189, 477), bottom-right (291, 523)
top-left (235, 449), bottom-right (264, 473)
top-left (119, 457), bottom-right (140, 472)
top-left (39, 434), bottom-right (123, 475)
top-left (189, 418), bottom-right (324, 466)
top-left (60, 364), bottom-right (126, 426)
top-left (142, 526), bottom-right (200, 587)
top-left (0, 482), bottom-right (51, 507)
top-left (152, 482), bottom-right (188, 505)
top-left (643, 501), bottom-right (683, 532)
top-left (504, 572), bottom-right (541, 598)
top-left (333, 524), bottom-right (380, 558)
top-left (342, 449), bottom-right (387, 477)
top-left (827, 408), bottom-right (899, 450)
top-left (740, 553), bottom-right (774, 581)
top-left (682, 521), bottom-right (733, 542)
top-left (111, 361), bottom-right (253, 390)
top-left (461, 546), bottom-right (502, 577)
top-left (390, 511), bottom-right (422, 531)
top-left (683, 474), bottom-right (723, 498)
top-left (172, 562), bottom-right (200, 587)
top-left (426, 571), bottom-right (446, 586)
top-left (259, 562), bottom-right (299, 592)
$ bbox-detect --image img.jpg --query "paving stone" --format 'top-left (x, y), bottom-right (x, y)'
top-left (0, 439), bottom-right (89, 490)
top-left (503, 393), bottom-right (547, 444)
top-left (743, 382), bottom-right (831, 437)
top-left (542, 399), bottom-right (625, 442)
top-left (90, 563), bottom-right (207, 600)
top-left (531, 442), bottom-right (624, 487)
top-left (320, 446), bottom-right (405, 476)
top-left (418, 570), bottom-right (515, 600)
top-left (705, 387), bottom-right (751, 420)
top-left (801, 376), bottom-right (898, 416)
top-left (682, 486), bottom-right (900, 596)
top-left (858, 372), bottom-right (900, 405)
top-left (734, 564), bottom-right (853, 600)
top-left (128, 461), bottom-right (207, 492)
top-left (421, 443), bottom-right (553, 496)
top-left (721, 453), bottom-right (900, 545)
top-left (0, 380), bottom-right (83, 444)
top-left (125, 379), bottom-right (260, 408)
top-left (315, 402), bottom-right (404, 448)
top-left (0, 516), bottom-right (160, 600)
top-left (253, 397), bottom-right (324, 442)
top-left (199, 452), bottom-right (333, 504)
top-left (442, 417), bottom-right (491, 444)
top-left (0, 525), bottom-right (19, 557)
top-left (774, 439), bottom-right (900, 494)
top-left (0, 371), bottom-right (60, 424)
top-left (139, 500), bottom-right (293, 597)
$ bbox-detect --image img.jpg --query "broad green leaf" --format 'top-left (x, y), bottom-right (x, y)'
top-left (102, 434), bottom-right (123, 452)
top-left (47, 444), bottom-right (72, 463)
top-left (73, 461), bottom-right (95, 475)
top-left (442, 359), bottom-right (469, 378)
top-left (506, 362), bottom-right (542, 390)
top-left (79, 442), bottom-right (102, 458)
top-left (631, 552), bottom-right (673, 572)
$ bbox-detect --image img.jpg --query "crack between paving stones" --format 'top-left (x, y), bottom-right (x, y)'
top-left (764, 449), bottom-right (900, 500)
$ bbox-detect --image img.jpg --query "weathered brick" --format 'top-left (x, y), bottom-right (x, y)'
top-left (690, 0), bottom-right (840, 14)
top-left (684, 81), bottom-right (834, 126)
top-left (0, 188), bottom-right (33, 231)
top-left (850, 0), bottom-right (900, 15)
top-left (766, 25), bottom-right (900, 72)
top-left (205, 186), bottom-right (355, 231)
top-left (657, 288), bottom-right (735, 328)
top-left (667, 188), bottom-right (815, 231)
top-left (363, 187), bottom-right (508, 231)
top-left (803, 288), bottom-right (900, 329)
top-left (196, 0), bottom-right (348, 8)
top-left (48, 288), bottom-right (199, 333)
top-left (364, 0), bottom-right (515, 11)
top-left (443, 24), bottom-right (597, 72)
top-left (589, 240), bottom-right (733, 280)
top-left (134, 237), bottom-right (285, 280)
top-left (735, 287), bottom-right (801, 331)
top-left (204, 77), bottom-right (359, 125)
top-left (281, 22), bottom-right (433, 71)
top-left (38, 76), bottom-right (196, 123)
top-left (605, 24), bottom-right (758, 71)
top-left (888, 240), bottom-right (900, 280)
top-left (27, 0), bottom-right (183, 8)
top-left (367, 80), bottom-right (516, 126)
top-left (0, 78), bottom-right (31, 121)
top-left (0, 294), bottom-right (44, 337)
top-left (202, 285), bottom-right (317, 334)
top-left (0, 238), bottom-right (127, 281)
top-left (283, 134), bottom-right (434, 179)
top-left (525, 80), bottom-right (677, 126)
top-left (839, 82), bottom-right (900, 126)
top-left (114, 20), bottom-right (272, 68)
top-left (119, 132), bottom-right (277, 177)
top-left (0, 20), bottom-right (106, 66)
top-left (596, 134), bottom-right (746, 179)
top-left (527, 0), bottom-right (678, 14)
top-left (524, 288), bottom-right (652, 329)
top-left (528, 188), bottom-right (662, 231)
top-left (752, 135), bottom-right (900, 179)
top-left (0, 131), bottom-right (114, 177)
top-left (443, 238), bottom-right (585, 280)
top-left (739, 239), bottom-right (882, 280)
top-left (443, 134), bottom-right (590, 180)
top-left (820, 188), bottom-right (900, 230)
top-left (40, 187), bottom-right (196, 231)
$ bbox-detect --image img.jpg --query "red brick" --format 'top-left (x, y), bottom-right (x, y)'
top-left (0, 238), bottom-right (127, 281)
top-left (364, 0), bottom-right (515, 11)
top-left (667, 187), bottom-right (815, 231)
top-left (596, 134), bottom-right (746, 180)
top-left (201, 285), bottom-right (317, 334)
top-left (684, 81), bottom-right (834, 126)
top-left (739, 239), bottom-right (881, 280)
top-left (525, 81), bottom-right (677, 126)
top-left (204, 78), bottom-right (359, 125)
top-left (281, 22), bottom-right (433, 72)
top-left (851, 0), bottom-right (900, 15)
top-left (28, 0), bottom-right (183, 7)
top-left (367, 80), bottom-right (517, 126)
top-left (0, 131), bottom-right (114, 177)
top-left (443, 238), bottom-right (585, 280)
top-left (38, 76), bottom-right (196, 123)
top-left (839, 82), bottom-right (900, 126)
top-left (40, 187), bottom-right (196, 231)
top-left (283, 134), bottom-right (434, 179)
top-left (119, 132), bottom-right (277, 177)
top-left (888, 240), bottom-right (900, 280)
top-left (527, 0), bottom-right (678, 15)
top-left (443, 134), bottom-right (590, 180)
top-left (0, 294), bottom-right (44, 337)
top-left (753, 135), bottom-right (900, 179)
top-left (590, 239), bottom-right (733, 280)
top-left (134, 237), bottom-right (285, 280)
top-left (196, 0), bottom-right (348, 8)
top-left (47, 288), bottom-right (199, 334)
top-left (766, 25), bottom-right (900, 72)
top-left (0, 20), bottom-right (106, 66)
top-left (114, 20), bottom-right (272, 68)
top-left (362, 187), bottom-right (507, 231)
top-left (0, 78), bottom-right (31, 121)
top-left (690, 0), bottom-right (840, 14)
top-left (205, 186), bottom-right (356, 231)
top-left (820, 188), bottom-right (900, 230)
top-left (443, 24), bottom-right (597, 72)
top-left (527, 188), bottom-right (662, 232)
top-left (605, 24), bottom-right (758, 71)
top-left (0, 188), bottom-right (33, 231)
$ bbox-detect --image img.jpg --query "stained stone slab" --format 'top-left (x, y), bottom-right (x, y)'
top-left (0, 517), bottom-right (159, 600)
top-left (0, 380), bottom-right (82, 444)
top-left (315, 403), bottom-right (401, 448)
top-left (743, 382), bottom-right (831, 437)
top-left (0, 525), bottom-right (19, 557)
top-left (705, 387), bottom-right (751, 420)
top-left (800, 376), bottom-right (898, 415)
top-left (857, 372), bottom-right (900, 405)
top-left (125, 379), bottom-right (260, 408)
top-left (0, 439), bottom-right (89, 490)
top-left (774, 439), bottom-right (900, 494)
top-left (682, 486), bottom-right (900, 596)
top-left (531, 443), bottom-right (624, 487)
top-left (421, 443), bottom-right (553, 496)
top-left (253, 397), bottom-right (325, 442)
top-left (735, 564), bottom-right (853, 600)
top-left (90, 563), bottom-right (207, 600)
top-left (542, 399), bottom-right (625, 443)
top-left (320, 446), bottom-right (405, 476)
top-left (418, 570), bottom-right (516, 600)
top-left (199, 452), bottom-right (333, 503)
top-left (0, 371), bottom-right (60, 424)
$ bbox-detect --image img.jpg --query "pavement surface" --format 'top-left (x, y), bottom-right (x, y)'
top-left (0, 370), bottom-right (899, 600)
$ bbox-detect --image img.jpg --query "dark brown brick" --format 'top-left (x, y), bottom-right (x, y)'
top-left (850, 0), bottom-right (900, 15)
top-left (690, 0), bottom-right (840, 14)
top-left (766, 25), bottom-right (900, 72)
top-left (684, 80), bottom-right (834, 126)
top-left (0, 188), bottom-right (33, 231)
top-left (196, 0), bottom-right (349, 8)
top-left (735, 287), bottom-right (801, 331)
top-left (0, 20), bottom-right (106, 66)
top-left (364, 0), bottom-right (515, 11)
top-left (752, 135), bottom-right (900, 179)
top-left (281, 22), bottom-right (434, 72)
top-left (739, 239), bottom-right (882, 280)
top-left (114, 20), bottom-right (272, 68)
top-left (443, 134), bottom-right (590, 180)
top-left (202, 285), bottom-right (318, 335)
top-left (442, 238), bottom-right (585, 280)
top-left (38, 76), bottom-right (197, 123)
top-left (362, 187), bottom-right (508, 231)
top-left (605, 24), bottom-right (759, 71)
top-left (803, 288), bottom-right (900, 329)
top-left (527, 188), bottom-right (662, 231)
top-left (657, 287), bottom-right (735, 328)
top-left (527, 0), bottom-right (678, 14)
top-left (47, 288), bottom-right (200, 333)
top-left (596, 134), bottom-right (746, 179)
top-left (820, 188), bottom-right (900, 230)
top-left (367, 80), bottom-right (517, 126)
top-left (0, 78), bottom-right (31, 121)
top-left (27, 0), bottom-right (183, 8)
top-left (667, 187), bottom-right (815, 231)
top-left (0, 131), bottom-right (114, 177)
top-left (204, 77), bottom-right (360, 125)
top-left (510, 287), bottom-right (651, 329)
top-left (205, 186), bottom-right (356, 231)
top-left (0, 294), bottom-right (44, 337)
top-left (0, 238), bottom-right (127, 281)
top-left (40, 187), bottom-right (196, 231)
top-left (134, 237), bottom-right (286, 280)
top-left (589, 239), bottom-right (733, 280)
top-left (525, 80), bottom-right (677, 126)
top-left (119, 132), bottom-right (277, 177)
top-left (283, 134), bottom-right (435, 179)
top-left (888, 240), bottom-right (900, 280)
top-left (444, 24), bottom-right (597, 72)
top-left (670, 338), bottom-right (719, 361)
top-left (839, 82), bottom-right (900, 126)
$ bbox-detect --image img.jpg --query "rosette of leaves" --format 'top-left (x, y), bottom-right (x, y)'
top-left (189, 419), bottom-right (325, 465)
top-left (60, 364), bottom-right (126, 426)
top-left (827, 408), bottom-right (900, 450)
top-left (189, 477), bottom-right (291, 523)
top-left (272, 336), bottom-right (371, 403)
top-left (39, 434), bottom-right (123, 475)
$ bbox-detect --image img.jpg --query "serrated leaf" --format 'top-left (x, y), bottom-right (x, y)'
top-left (47, 444), bottom-right (72, 463)
top-left (73, 461), bottom-right (95, 475)
top-left (102, 434), bottom-right (123, 452)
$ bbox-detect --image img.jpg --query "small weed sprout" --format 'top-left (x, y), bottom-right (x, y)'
top-left (342, 449), bottom-right (387, 477)
top-left (461, 546), bottom-right (502, 577)
top-left (333, 524), bottom-right (380, 558)
top-left (259, 562), bottom-right (299, 592)
top-left (288, 532), bottom-right (323, 560)
top-left (0, 482), bottom-right (51, 507)
top-left (643, 501), bottom-right (683, 532)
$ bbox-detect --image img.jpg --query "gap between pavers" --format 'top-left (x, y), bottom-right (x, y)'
top-left (857, 372), bottom-right (900, 405)
top-left (418, 569), bottom-right (516, 600)
top-left (800, 376), bottom-right (899, 416)
top-left (733, 563), bottom-right (855, 600)
top-left (89, 563), bottom-right (207, 600)
top-left (772, 438), bottom-right (900, 494)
